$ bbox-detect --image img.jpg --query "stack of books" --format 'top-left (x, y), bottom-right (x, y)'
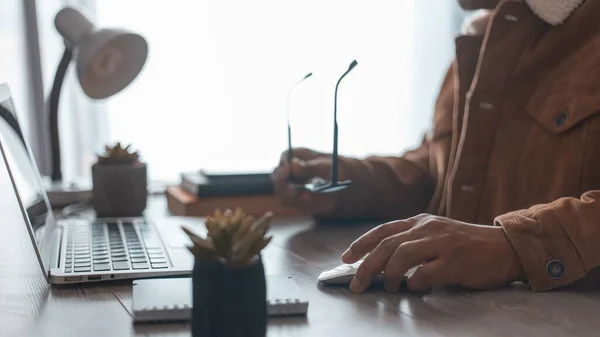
top-left (166, 170), bottom-right (299, 217)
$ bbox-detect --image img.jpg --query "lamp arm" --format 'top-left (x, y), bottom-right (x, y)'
top-left (49, 47), bottom-right (73, 182)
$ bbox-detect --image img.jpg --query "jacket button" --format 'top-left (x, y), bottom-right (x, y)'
top-left (554, 112), bottom-right (568, 127)
top-left (546, 259), bottom-right (565, 279)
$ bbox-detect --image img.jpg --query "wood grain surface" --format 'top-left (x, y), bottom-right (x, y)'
top-left (2, 196), bottom-right (600, 337)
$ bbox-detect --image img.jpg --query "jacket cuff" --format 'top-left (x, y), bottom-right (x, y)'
top-left (494, 205), bottom-right (586, 291)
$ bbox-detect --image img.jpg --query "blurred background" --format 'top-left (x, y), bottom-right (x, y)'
top-left (1, 0), bottom-right (467, 186)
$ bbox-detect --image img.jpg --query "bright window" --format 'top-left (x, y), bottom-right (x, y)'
top-left (37, 0), bottom-right (466, 184)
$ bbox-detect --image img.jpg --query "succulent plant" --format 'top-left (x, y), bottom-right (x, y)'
top-left (97, 142), bottom-right (140, 164)
top-left (182, 208), bottom-right (273, 267)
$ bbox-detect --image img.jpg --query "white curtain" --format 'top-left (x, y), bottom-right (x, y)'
top-left (0, 0), bottom-right (37, 148)
top-left (34, 0), bottom-right (466, 184)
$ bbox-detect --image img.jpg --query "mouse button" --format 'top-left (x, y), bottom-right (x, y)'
top-left (350, 260), bottom-right (364, 268)
top-left (318, 269), bottom-right (344, 281)
top-left (333, 264), bottom-right (353, 272)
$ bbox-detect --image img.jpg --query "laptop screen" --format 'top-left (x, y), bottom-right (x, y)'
top-left (0, 86), bottom-right (57, 279)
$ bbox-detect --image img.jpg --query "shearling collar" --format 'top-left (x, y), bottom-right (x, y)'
top-left (526, 0), bottom-right (584, 25)
top-left (462, 0), bottom-right (585, 36)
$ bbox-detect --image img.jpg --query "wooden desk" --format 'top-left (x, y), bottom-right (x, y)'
top-left (3, 196), bottom-right (600, 337)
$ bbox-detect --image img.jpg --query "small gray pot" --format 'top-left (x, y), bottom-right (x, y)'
top-left (91, 161), bottom-right (148, 218)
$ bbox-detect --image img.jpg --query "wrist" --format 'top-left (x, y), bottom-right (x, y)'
top-left (501, 230), bottom-right (528, 284)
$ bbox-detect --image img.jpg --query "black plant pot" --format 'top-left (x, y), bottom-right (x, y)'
top-left (192, 256), bottom-right (267, 337)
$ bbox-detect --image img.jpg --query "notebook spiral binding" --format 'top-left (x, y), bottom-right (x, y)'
top-left (132, 275), bottom-right (309, 323)
top-left (267, 297), bottom-right (309, 317)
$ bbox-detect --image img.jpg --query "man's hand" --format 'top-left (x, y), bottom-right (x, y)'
top-left (341, 214), bottom-right (526, 293)
top-left (271, 147), bottom-right (346, 216)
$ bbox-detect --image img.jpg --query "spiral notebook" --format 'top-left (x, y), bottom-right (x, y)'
top-left (132, 275), bottom-right (309, 323)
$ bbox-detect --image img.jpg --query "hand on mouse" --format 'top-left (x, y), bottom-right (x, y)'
top-left (340, 214), bottom-right (526, 293)
top-left (271, 147), bottom-right (347, 216)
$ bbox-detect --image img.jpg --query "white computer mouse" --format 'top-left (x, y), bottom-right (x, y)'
top-left (317, 259), bottom-right (419, 285)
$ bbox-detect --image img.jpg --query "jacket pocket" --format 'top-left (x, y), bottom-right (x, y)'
top-left (526, 85), bottom-right (600, 135)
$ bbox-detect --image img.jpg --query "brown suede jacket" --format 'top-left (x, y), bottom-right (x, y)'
top-left (332, 0), bottom-right (600, 291)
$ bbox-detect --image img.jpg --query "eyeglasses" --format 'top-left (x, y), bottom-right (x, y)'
top-left (286, 60), bottom-right (358, 194)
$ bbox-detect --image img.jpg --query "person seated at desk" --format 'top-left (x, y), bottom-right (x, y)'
top-left (272, 0), bottom-right (600, 294)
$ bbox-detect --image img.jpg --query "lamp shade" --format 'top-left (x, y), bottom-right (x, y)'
top-left (54, 6), bottom-right (148, 99)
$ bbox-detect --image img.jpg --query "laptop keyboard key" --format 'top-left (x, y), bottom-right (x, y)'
top-left (94, 264), bottom-right (110, 271)
top-left (152, 263), bottom-right (169, 269)
top-left (132, 262), bottom-right (149, 269)
top-left (75, 267), bottom-right (91, 272)
top-left (151, 262), bottom-right (168, 269)
top-left (113, 262), bottom-right (130, 270)
top-left (131, 257), bottom-right (147, 263)
top-left (112, 256), bottom-right (128, 262)
top-left (150, 257), bottom-right (166, 263)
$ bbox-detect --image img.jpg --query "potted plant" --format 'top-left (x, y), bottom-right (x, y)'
top-left (91, 142), bottom-right (147, 218)
top-left (182, 208), bottom-right (273, 337)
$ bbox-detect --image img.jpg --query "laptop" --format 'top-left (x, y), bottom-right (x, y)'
top-left (0, 84), bottom-right (194, 284)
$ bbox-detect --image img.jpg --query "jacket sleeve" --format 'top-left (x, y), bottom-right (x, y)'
top-left (328, 63), bottom-right (456, 220)
top-left (495, 190), bottom-right (600, 291)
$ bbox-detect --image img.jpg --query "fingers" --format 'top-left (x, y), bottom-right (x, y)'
top-left (383, 238), bottom-right (437, 293)
top-left (406, 259), bottom-right (448, 293)
top-left (272, 158), bottom-right (338, 214)
top-left (271, 162), bottom-right (291, 186)
top-left (296, 158), bottom-right (334, 181)
top-left (341, 219), bottom-right (416, 264)
top-left (350, 230), bottom-right (416, 293)
top-left (273, 157), bottom-right (330, 185)
top-left (279, 147), bottom-right (325, 165)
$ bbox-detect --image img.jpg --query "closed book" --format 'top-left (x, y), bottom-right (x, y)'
top-left (166, 185), bottom-right (299, 217)
top-left (181, 170), bottom-right (273, 197)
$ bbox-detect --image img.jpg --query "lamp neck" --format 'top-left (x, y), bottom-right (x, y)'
top-left (49, 48), bottom-right (74, 182)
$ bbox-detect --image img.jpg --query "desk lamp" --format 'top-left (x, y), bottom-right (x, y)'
top-left (46, 6), bottom-right (148, 206)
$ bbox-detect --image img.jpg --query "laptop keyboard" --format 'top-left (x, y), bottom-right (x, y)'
top-left (63, 219), bottom-right (169, 273)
